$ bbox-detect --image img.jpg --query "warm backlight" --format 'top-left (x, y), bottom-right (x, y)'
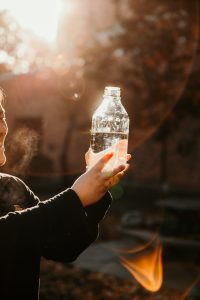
top-left (0, 0), bottom-right (65, 42)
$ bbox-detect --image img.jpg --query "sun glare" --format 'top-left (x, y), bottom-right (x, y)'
top-left (0, 0), bottom-right (65, 42)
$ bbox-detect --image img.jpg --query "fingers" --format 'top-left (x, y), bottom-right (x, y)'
top-left (127, 153), bottom-right (132, 162)
top-left (123, 163), bottom-right (130, 172)
top-left (89, 151), bottom-right (132, 184)
top-left (103, 163), bottom-right (129, 179)
top-left (95, 152), bottom-right (114, 171)
top-left (109, 164), bottom-right (126, 178)
top-left (105, 171), bottom-right (124, 188)
top-left (104, 164), bottom-right (130, 188)
top-left (86, 151), bottom-right (132, 170)
top-left (85, 148), bottom-right (91, 165)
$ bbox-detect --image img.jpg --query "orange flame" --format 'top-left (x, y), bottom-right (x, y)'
top-left (120, 238), bottom-right (163, 292)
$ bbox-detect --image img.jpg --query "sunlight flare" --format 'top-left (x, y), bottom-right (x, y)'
top-left (0, 0), bottom-right (66, 42)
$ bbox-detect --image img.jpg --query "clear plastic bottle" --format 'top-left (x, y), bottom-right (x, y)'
top-left (88, 86), bottom-right (129, 171)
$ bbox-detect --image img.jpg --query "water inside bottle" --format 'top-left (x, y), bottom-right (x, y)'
top-left (89, 131), bottom-right (128, 171)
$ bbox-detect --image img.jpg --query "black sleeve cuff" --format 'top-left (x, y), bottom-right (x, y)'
top-left (84, 191), bottom-right (113, 224)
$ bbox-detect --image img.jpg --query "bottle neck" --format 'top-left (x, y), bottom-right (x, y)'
top-left (102, 95), bottom-right (122, 105)
top-left (103, 86), bottom-right (121, 105)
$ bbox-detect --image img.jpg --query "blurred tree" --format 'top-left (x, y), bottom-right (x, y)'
top-left (0, 10), bottom-right (55, 75)
top-left (57, 0), bottom-right (199, 188)
top-left (152, 20), bottom-right (200, 185)
top-left (77, 0), bottom-right (199, 183)
top-left (78, 0), bottom-right (197, 148)
top-left (0, 10), bottom-right (22, 73)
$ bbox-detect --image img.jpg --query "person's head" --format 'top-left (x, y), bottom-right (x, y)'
top-left (0, 90), bottom-right (8, 166)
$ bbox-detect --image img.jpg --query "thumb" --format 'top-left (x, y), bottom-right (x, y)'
top-left (94, 152), bottom-right (114, 171)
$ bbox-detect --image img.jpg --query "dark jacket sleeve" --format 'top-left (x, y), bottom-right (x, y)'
top-left (85, 191), bottom-right (112, 224)
top-left (0, 175), bottom-right (113, 262)
top-left (0, 187), bottom-right (93, 254)
top-left (42, 191), bottom-right (112, 262)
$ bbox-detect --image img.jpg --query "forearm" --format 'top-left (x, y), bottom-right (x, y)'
top-left (0, 189), bottom-right (89, 252)
top-left (42, 191), bottom-right (113, 262)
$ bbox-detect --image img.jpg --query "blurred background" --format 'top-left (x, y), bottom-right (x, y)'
top-left (0, 0), bottom-right (200, 299)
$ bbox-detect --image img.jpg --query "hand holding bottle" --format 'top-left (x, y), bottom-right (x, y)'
top-left (71, 151), bottom-right (131, 207)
